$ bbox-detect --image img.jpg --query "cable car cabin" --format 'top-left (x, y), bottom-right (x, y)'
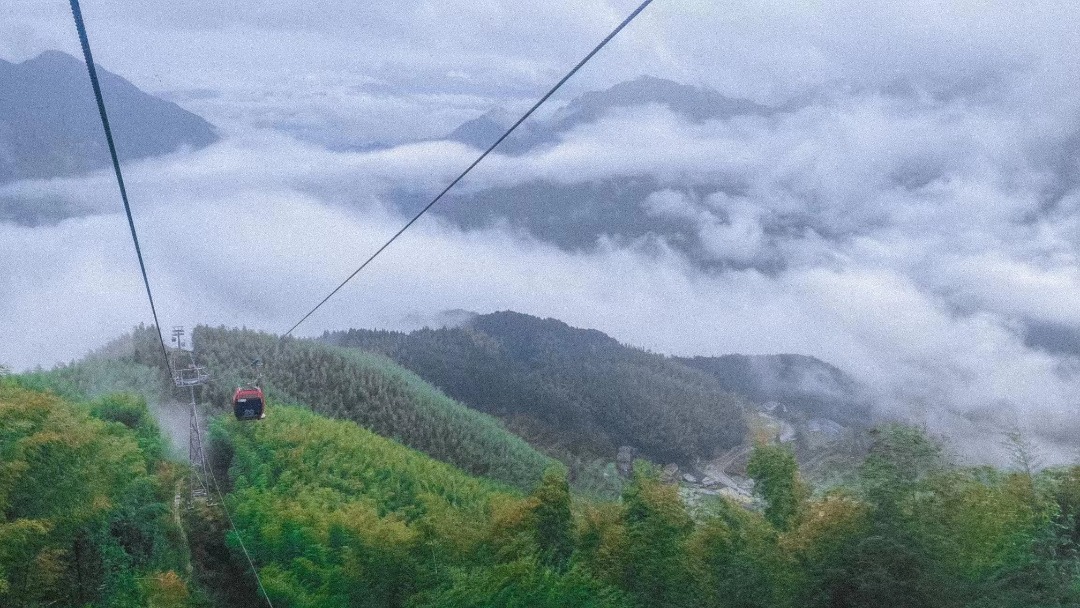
top-left (233, 387), bottom-right (266, 421)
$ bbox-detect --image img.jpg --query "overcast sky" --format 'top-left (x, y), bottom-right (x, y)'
top-left (3, 1), bottom-right (1080, 463)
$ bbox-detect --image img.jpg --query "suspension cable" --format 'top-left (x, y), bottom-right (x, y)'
top-left (278, 0), bottom-right (656, 341)
top-left (68, 0), bottom-right (174, 379)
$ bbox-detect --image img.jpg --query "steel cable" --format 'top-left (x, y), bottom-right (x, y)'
top-left (278, 0), bottom-right (656, 341)
top-left (69, 0), bottom-right (174, 380)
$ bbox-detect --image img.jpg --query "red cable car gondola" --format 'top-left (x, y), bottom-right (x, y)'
top-left (233, 386), bottom-right (266, 421)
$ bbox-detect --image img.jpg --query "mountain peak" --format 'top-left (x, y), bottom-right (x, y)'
top-left (553, 75), bottom-right (773, 128)
top-left (446, 107), bottom-right (517, 148)
top-left (601, 74), bottom-right (714, 98)
top-left (0, 49), bottom-right (218, 191)
top-left (443, 75), bottom-right (774, 154)
top-left (23, 49), bottom-right (83, 70)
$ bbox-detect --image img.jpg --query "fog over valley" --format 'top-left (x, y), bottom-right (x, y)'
top-left (3, 0), bottom-right (1080, 466)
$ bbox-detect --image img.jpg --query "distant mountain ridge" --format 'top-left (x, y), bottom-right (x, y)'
top-left (0, 50), bottom-right (218, 184)
top-left (321, 311), bottom-right (873, 465)
top-left (551, 75), bottom-right (773, 129)
top-left (445, 75), bottom-right (773, 154)
top-left (428, 76), bottom-right (789, 270)
top-left (674, 353), bottom-right (874, 426)
top-left (324, 311), bottom-right (751, 465)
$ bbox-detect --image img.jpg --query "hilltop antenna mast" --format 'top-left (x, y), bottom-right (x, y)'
top-left (172, 326), bottom-right (211, 503)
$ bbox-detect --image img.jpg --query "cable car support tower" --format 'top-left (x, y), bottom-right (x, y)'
top-left (171, 326), bottom-right (211, 504)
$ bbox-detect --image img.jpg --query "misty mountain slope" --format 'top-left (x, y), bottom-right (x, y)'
top-left (439, 175), bottom-right (673, 247)
top-left (428, 76), bottom-right (792, 269)
top-left (674, 354), bottom-right (875, 427)
top-left (432, 175), bottom-right (790, 272)
top-left (429, 74), bottom-right (1080, 279)
top-left (322, 311), bottom-right (749, 465)
top-left (445, 75), bottom-right (773, 154)
top-left (0, 50), bottom-right (218, 185)
top-left (445, 107), bottom-right (533, 150)
top-left (550, 75), bottom-right (774, 131)
top-left (188, 325), bottom-right (554, 491)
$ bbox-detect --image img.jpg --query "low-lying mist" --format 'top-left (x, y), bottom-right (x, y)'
top-left (3, 73), bottom-right (1079, 468)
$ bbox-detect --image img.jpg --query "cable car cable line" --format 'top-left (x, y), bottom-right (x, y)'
top-left (277, 0), bottom-right (656, 342)
top-left (250, 0), bottom-right (656, 417)
top-left (68, 0), bottom-right (174, 380)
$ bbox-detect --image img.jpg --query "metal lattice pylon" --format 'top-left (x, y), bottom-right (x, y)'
top-left (172, 327), bottom-right (211, 503)
top-left (187, 386), bottom-right (210, 502)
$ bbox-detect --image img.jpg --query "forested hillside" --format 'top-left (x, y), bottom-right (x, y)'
top-left (189, 325), bottom-right (555, 491)
top-left (7, 363), bottom-right (1080, 607)
top-left (209, 406), bottom-right (603, 606)
top-left (210, 406), bottom-right (1080, 607)
top-left (675, 353), bottom-right (874, 426)
top-left (31, 323), bottom-right (559, 491)
top-left (322, 311), bottom-right (749, 465)
top-left (0, 383), bottom-right (193, 606)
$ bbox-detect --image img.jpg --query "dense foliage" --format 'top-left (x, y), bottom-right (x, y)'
top-left (209, 405), bottom-right (1080, 608)
top-left (7, 366), bottom-right (1080, 608)
top-left (14, 356), bottom-right (168, 403)
top-left (88, 324), bottom-right (551, 491)
top-left (190, 325), bottom-right (555, 491)
top-left (322, 311), bottom-right (749, 464)
top-left (210, 405), bottom-right (629, 607)
top-left (0, 384), bottom-right (194, 607)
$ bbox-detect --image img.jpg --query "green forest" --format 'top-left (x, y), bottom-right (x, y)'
top-left (322, 311), bottom-right (749, 465)
top-left (190, 325), bottom-right (555, 492)
top-left (5, 327), bottom-right (1080, 607)
top-left (0, 384), bottom-right (191, 607)
top-left (209, 408), bottom-right (1080, 608)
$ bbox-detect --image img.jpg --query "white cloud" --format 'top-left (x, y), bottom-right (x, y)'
top-left (643, 190), bottom-right (767, 264)
top-left (1, 123), bottom-right (1079, 466)
top-left (5, 1), bottom-right (1080, 465)
top-left (7, 0), bottom-right (1080, 116)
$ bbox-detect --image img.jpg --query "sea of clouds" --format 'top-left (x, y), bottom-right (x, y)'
top-left (3, 0), bottom-right (1079, 464)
